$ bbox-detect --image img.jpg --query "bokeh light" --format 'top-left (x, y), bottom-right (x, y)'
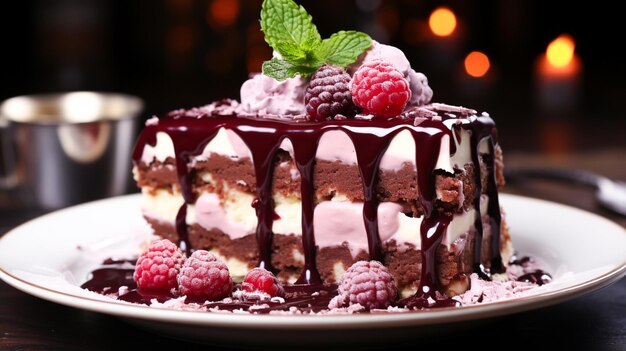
top-left (207, 0), bottom-right (240, 28)
top-left (546, 34), bottom-right (575, 68)
top-left (429, 7), bottom-right (457, 37)
top-left (464, 51), bottom-right (490, 78)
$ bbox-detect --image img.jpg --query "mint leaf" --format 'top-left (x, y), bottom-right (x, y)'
top-left (259, 0), bottom-right (373, 79)
top-left (275, 41), bottom-right (324, 66)
top-left (276, 41), bottom-right (307, 62)
top-left (260, 0), bottom-right (321, 58)
top-left (319, 31), bottom-right (372, 67)
top-left (262, 58), bottom-right (318, 81)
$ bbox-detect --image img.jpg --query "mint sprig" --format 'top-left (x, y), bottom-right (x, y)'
top-left (319, 31), bottom-right (373, 67)
top-left (260, 0), bottom-right (372, 80)
top-left (262, 58), bottom-right (318, 81)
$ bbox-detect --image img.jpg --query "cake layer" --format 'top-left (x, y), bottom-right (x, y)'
top-left (139, 187), bottom-right (491, 252)
top-left (137, 118), bottom-right (502, 185)
top-left (137, 156), bottom-right (485, 213)
top-left (136, 146), bottom-right (504, 215)
top-left (142, 214), bottom-right (512, 296)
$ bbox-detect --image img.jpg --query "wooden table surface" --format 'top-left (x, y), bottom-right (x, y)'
top-left (1, 151), bottom-right (625, 351)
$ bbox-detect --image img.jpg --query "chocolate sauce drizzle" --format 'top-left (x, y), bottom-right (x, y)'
top-left (81, 259), bottom-right (337, 313)
top-left (486, 140), bottom-right (505, 273)
top-left (132, 104), bottom-right (504, 304)
top-left (464, 116), bottom-right (505, 278)
top-left (509, 255), bottom-right (552, 286)
top-left (350, 126), bottom-right (403, 262)
top-left (292, 132), bottom-right (324, 284)
top-left (238, 128), bottom-right (285, 272)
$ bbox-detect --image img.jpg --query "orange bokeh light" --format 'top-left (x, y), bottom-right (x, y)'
top-left (546, 34), bottom-right (575, 68)
top-left (464, 51), bottom-right (490, 78)
top-left (208, 0), bottom-right (240, 28)
top-left (429, 7), bottom-right (457, 37)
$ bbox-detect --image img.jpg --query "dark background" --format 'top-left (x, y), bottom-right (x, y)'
top-left (1, 0), bottom-right (625, 154)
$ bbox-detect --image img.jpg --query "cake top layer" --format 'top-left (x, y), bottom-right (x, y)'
top-left (136, 99), bottom-right (495, 184)
top-left (163, 99), bottom-right (482, 124)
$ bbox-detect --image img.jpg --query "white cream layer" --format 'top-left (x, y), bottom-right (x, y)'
top-left (141, 188), bottom-right (184, 224)
top-left (141, 189), bottom-right (486, 257)
top-left (140, 125), bottom-right (476, 174)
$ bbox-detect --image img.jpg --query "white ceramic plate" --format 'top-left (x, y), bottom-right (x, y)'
top-left (1, 194), bottom-right (625, 346)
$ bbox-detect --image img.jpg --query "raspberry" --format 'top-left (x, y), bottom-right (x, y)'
top-left (242, 268), bottom-right (285, 297)
top-left (351, 61), bottom-right (411, 118)
top-left (133, 239), bottom-right (185, 290)
top-left (335, 260), bottom-right (397, 309)
top-left (304, 65), bottom-right (356, 121)
top-left (177, 250), bottom-right (233, 300)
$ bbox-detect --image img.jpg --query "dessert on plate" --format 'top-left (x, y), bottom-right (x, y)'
top-left (131, 0), bottom-right (513, 304)
top-left (83, 0), bottom-right (549, 313)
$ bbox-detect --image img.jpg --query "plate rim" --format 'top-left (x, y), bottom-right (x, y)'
top-left (1, 193), bottom-right (625, 329)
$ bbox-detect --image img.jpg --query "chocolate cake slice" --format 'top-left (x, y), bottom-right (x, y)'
top-left (133, 99), bottom-right (511, 298)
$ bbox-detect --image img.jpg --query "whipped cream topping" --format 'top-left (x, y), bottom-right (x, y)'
top-left (237, 41), bottom-right (432, 116)
top-left (239, 74), bottom-right (307, 116)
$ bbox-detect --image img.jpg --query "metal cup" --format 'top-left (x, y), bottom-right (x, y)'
top-left (0, 92), bottom-right (143, 209)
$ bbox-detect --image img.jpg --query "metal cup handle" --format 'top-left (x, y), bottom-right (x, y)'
top-left (0, 114), bottom-right (18, 189)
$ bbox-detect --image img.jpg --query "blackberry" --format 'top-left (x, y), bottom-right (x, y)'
top-left (304, 65), bottom-right (356, 121)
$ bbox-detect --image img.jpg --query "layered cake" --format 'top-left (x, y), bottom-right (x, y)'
top-left (131, 0), bottom-right (513, 302)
